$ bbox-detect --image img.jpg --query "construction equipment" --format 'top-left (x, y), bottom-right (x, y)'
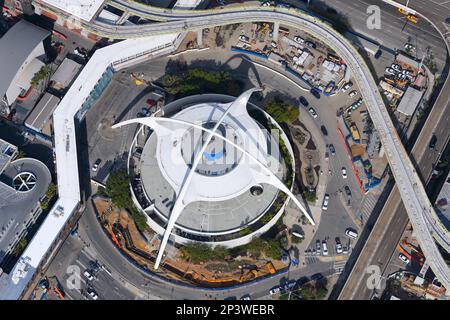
top-left (402, 239), bottom-right (425, 260)
top-left (397, 243), bottom-right (412, 260)
top-left (265, 261), bottom-right (276, 274)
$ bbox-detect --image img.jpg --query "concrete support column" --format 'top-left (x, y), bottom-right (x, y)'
top-left (197, 29), bottom-right (203, 47)
top-left (116, 11), bottom-right (130, 25)
top-left (273, 22), bottom-right (280, 42)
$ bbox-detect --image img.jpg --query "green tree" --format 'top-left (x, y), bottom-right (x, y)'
top-left (162, 69), bottom-right (242, 98)
top-left (105, 170), bottom-right (132, 209)
top-left (12, 238), bottom-right (28, 257)
top-left (129, 207), bottom-right (150, 233)
top-left (181, 243), bottom-right (228, 263)
top-left (265, 239), bottom-right (283, 260)
top-left (303, 190), bottom-right (316, 202)
top-left (265, 99), bottom-right (299, 123)
top-left (31, 65), bottom-right (52, 87)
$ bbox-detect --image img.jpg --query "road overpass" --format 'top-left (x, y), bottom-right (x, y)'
top-left (338, 0), bottom-right (450, 299)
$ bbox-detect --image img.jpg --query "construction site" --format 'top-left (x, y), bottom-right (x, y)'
top-left (379, 52), bottom-right (432, 131)
top-left (383, 223), bottom-right (450, 300)
top-left (30, 276), bottom-right (66, 300)
top-left (92, 197), bottom-right (288, 288)
top-left (337, 100), bottom-right (387, 194)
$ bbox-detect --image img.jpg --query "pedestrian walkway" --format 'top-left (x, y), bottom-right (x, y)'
top-left (333, 259), bottom-right (348, 274)
top-left (358, 192), bottom-right (378, 224)
top-left (304, 256), bottom-right (320, 265)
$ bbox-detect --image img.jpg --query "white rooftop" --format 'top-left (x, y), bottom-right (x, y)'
top-left (39, 0), bottom-right (106, 22)
top-left (0, 34), bottom-right (180, 300)
top-left (397, 86), bottom-right (424, 117)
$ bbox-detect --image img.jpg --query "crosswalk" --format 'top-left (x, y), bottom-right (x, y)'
top-left (333, 260), bottom-right (348, 274)
top-left (359, 192), bottom-right (378, 224)
top-left (304, 256), bottom-right (320, 265)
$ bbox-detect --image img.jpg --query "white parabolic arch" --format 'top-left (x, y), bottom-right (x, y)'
top-left (113, 89), bottom-right (315, 269)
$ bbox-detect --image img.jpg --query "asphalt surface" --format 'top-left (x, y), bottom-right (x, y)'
top-left (318, 0), bottom-right (447, 69)
top-left (336, 0), bottom-right (450, 300)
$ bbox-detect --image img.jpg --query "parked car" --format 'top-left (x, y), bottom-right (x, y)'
top-left (83, 270), bottom-right (94, 281)
top-left (322, 241), bottom-right (328, 256)
top-left (322, 194), bottom-right (330, 210)
top-left (146, 98), bottom-right (156, 107)
top-left (284, 281), bottom-right (297, 291)
top-left (345, 228), bottom-right (358, 239)
top-left (316, 239), bottom-right (321, 252)
top-left (239, 35), bottom-right (249, 42)
top-left (91, 158), bottom-right (101, 172)
top-left (294, 36), bottom-right (305, 45)
top-left (269, 286), bottom-right (281, 295)
top-left (240, 294), bottom-right (251, 300)
top-left (305, 41), bottom-right (316, 49)
top-left (308, 107), bottom-right (318, 118)
top-left (324, 151), bottom-right (329, 160)
top-left (141, 107), bottom-right (150, 116)
top-left (341, 81), bottom-right (353, 93)
top-left (349, 90), bottom-right (358, 98)
top-left (336, 242), bottom-right (343, 254)
top-left (329, 144), bottom-right (336, 156)
top-left (391, 63), bottom-right (401, 71)
top-left (311, 273), bottom-right (323, 281)
top-left (87, 288), bottom-right (98, 300)
top-left (341, 167), bottom-right (348, 179)
top-left (271, 41), bottom-right (277, 48)
top-left (261, 1), bottom-right (271, 6)
top-left (399, 253), bottom-right (410, 264)
top-left (299, 96), bottom-right (309, 107)
top-left (385, 67), bottom-right (396, 76)
top-left (404, 43), bottom-right (415, 51)
top-left (320, 125), bottom-right (328, 136)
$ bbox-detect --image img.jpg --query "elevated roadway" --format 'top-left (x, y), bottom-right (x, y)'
top-left (338, 0), bottom-right (450, 299)
top-left (33, 0), bottom-right (450, 290)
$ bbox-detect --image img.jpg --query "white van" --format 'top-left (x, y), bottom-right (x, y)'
top-left (345, 229), bottom-right (358, 239)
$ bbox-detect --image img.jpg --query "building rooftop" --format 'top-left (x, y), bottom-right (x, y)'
top-left (0, 20), bottom-right (50, 103)
top-left (397, 86), bottom-right (424, 116)
top-left (24, 92), bottom-right (61, 133)
top-left (50, 58), bottom-right (82, 90)
top-left (0, 158), bottom-right (51, 264)
top-left (0, 139), bottom-right (17, 174)
top-left (38, 0), bottom-right (106, 22)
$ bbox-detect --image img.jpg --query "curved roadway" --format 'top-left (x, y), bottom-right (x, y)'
top-left (38, 1), bottom-right (450, 289)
